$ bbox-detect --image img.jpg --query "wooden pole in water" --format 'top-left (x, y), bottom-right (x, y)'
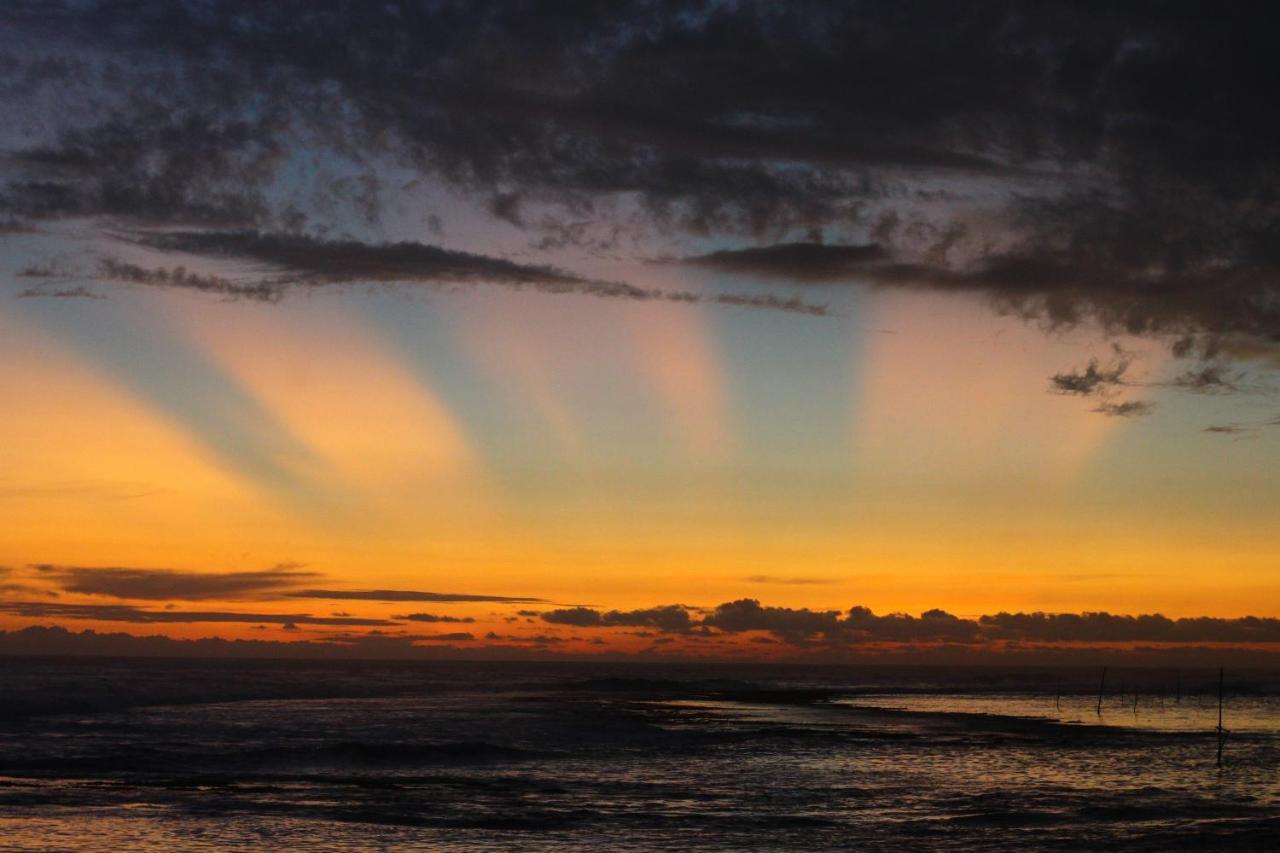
top-left (1096, 666), bottom-right (1107, 716)
top-left (1055, 676), bottom-right (1061, 712)
top-left (1216, 667), bottom-right (1225, 768)
top-left (1175, 675), bottom-right (1181, 704)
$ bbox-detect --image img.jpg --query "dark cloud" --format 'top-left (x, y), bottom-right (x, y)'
top-left (1092, 400), bottom-right (1154, 418)
top-left (525, 634), bottom-right (568, 645)
top-left (679, 239), bottom-right (1280, 359)
top-left (287, 588), bottom-right (545, 604)
top-left (4, 2), bottom-right (1279, 348)
top-left (482, 631), bottom-right (568, 645)
top-left (31, 564), bottom-right (318, 600)
top-left (542, 605), bottom-right (695, 633)
top-left (536, 607), bottom-right (599, 627)
top-left (706, 292), bottom-right (827, 316)
top-left (1, 111), bottom-right (276, 227)
top-left (0, 601), bottom-right (395, 626)
top-left (130, 229), bottom-right (590, 288)
top-left (16, 285), bottom-right (104, 299)
top-left (1, 623), bottom-right (1271, 665)
top-left (1203, 424), bottom-right (1257, 440)
top-left (394, 613), bottom-right (476, 624)
top-left (980, 611), bottom-right (1280, 644)
top-left (1169, 365), bottom-right (1243, 393)
top-left (0, 218), bottom-right (36, 234)
top-left (98, 257), bottom-right (281, 301)
top-left (0, 583), bottom-right (56, 597)
top-left (540, 599), bottom-right (983, 644)
top-left (842, 606), bottom-right (981, 643)
top-left (116, 229), bottom-right (826, 314)
top-left (0, 625), bottom-right (511, 661)
top-left (530, 598), bottom-right (1280, 649)
top-left (702, 599), bottom-right (843, 640)
top-left (1050, 358), bottom-right (1129, 396)
top-left (681, 243), bottom-right (889, 281)
top-left (17, 264), bottom-right (66, 278)
top-left (701, 600), bottom-right (983, 644)
top-left (412, 632), bottom-right (475, 642)
top-left (0, 601), bottom-right (1277, 659)
top-left (79, 228), bottom-right (829, 319)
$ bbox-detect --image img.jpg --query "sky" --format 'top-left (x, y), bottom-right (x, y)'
top-left (1, 1), bottom-right (1279, 663)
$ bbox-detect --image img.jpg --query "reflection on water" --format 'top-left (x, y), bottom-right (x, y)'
top-left (838, 692), bottom-right (1278, 733)
top-left (0, 660), bottom-right (1275, 851)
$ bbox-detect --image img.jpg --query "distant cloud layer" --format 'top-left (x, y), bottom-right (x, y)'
top-left (9, 564), bottom-right (548, 611)
top-left (286, 589), bottom-right (546, 604)
top-left (540, 599), bottom-right (1280, 646)
top-left (4, 562), bottom-right (1275, 650)
top-left (2, 568), bottom-right (1278, 654)
top-left (394, 613), bottom-right (476, 624)
top-left (0, 601), bottom-right (395, 626)
top-left (32, 564), bottom-right (317, 600)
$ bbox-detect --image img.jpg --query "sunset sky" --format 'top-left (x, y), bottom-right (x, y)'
top-left (2, 1), bottom-right (1278, 661)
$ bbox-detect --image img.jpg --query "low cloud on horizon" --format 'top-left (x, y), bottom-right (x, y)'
top-left (2, 583), bottom-right (1277, 657)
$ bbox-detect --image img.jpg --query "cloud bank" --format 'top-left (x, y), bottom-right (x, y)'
top-left (541, 599), bottom-right (1280, 646)
top-left (0, 601), bottom-right (395, 627)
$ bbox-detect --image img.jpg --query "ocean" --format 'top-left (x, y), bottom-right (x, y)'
top-left (0, 658), bottom-right (1275, 850)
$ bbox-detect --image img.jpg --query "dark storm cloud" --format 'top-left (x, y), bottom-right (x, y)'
top-left (1, 113), bottom-right (276, 227)
top-left (0, 601), bottom-right (395, 626)
top-left (31, 564), bottom-right (318, 600)
top-left (2, 3), bottom-right (1280, 347)
top-left (684, 241), bottom-right (1280, 350)
top-left (287, 589), bottom-right (546, 604)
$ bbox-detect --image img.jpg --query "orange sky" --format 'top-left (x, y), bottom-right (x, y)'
top-left (3, 271), bottom-right (1278, 657)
